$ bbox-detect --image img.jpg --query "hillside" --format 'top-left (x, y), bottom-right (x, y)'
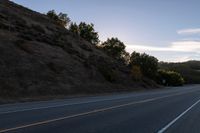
top-left (159, 61), bottom-right (200, 84)
top-left (0, 0), bottom-right (158, 99)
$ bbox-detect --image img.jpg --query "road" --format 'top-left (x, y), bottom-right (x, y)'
top-left (0, 85), bottom-right (200, 133)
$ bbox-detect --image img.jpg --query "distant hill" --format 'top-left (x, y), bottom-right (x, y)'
top-left (0, 0), bottom-right (158, 98)
top-left (159, 61), bottom-right (200, 84)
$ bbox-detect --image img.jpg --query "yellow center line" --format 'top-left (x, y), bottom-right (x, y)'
top-left (0, 90), bottom-right (199, 133)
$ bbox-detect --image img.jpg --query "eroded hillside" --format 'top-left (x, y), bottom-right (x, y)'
top-left (0, 0), bottom-right (157, 98)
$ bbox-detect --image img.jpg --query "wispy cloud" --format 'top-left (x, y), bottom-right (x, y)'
top-left (126, 41), bottom-right (200, 62)
top-left (171, 41), bottom-right (200, 52)
top-left (126, 45), bottom-right (175, 52)
top-left (126, 41), bottom-right (200, 53)
top-left (177, 28), bottom-right (200, 35)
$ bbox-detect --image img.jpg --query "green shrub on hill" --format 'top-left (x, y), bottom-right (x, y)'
top-left (157, 69), bottom-right (185, 86)
top-left (69, 22), bottom-right (99, 45)
top-left (47, 10), bottom-right (70, 27)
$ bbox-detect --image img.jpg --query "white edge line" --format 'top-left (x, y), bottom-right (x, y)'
top-left (0, 98), bottom-right (156, 133)
top-left (0, 91), bottom-right (198, 133)
top-left (0, 95), bottom-right (145, 115)
top-left (0, 88), bottom-right (199, 115)
top-left (157, 98), bottom-right (200, 133)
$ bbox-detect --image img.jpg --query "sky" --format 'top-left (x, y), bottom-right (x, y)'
top-left (11, 0), bottom-right (200, 62)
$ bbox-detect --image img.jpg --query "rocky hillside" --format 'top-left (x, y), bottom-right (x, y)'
top-left (0, 0), bottom-right (157, 98)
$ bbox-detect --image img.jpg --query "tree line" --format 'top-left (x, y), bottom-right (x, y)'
top-left (46, 10), bottom-right (185, 86)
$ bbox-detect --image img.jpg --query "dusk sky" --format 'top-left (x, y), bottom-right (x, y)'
top-left (12, 0), bottom-right (200, 62)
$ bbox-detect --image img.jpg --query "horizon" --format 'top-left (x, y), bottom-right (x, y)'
top-left (11, 0), bottom-right (200, 62)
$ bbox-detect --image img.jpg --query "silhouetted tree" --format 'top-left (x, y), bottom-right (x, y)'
top-left (101, 38), bottom-right (126, 60)
top-left (69, 22), bottom-right (99, 45)
top-left (47, 10), bottom-right (58, 20)
top-left (69, 23), bottom-right (79, 34)
top-left (58, 13), bottom-right (70, 27)
top-left (130, 51), bottom-right (158, 78)
top-left (47, 10), bottom-right (70, 27)
top-left (121, 51), bottom-right (131, 65)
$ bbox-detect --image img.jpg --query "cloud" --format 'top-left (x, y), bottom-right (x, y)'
top-left (126, 45), bottom-right (174, 52)
top-left (171, 41), bottom-right (200, 52)
top-left (126, 41), bottom-right (200, 53)
top-left (177, 28), bottom-right (200, 35)
top-left (174, 54), bottom-right (200, 62)
top-left (126, 40), bottom-right (200, 62)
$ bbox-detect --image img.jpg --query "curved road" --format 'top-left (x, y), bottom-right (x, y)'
top-left (0, 85), bottom-right (200, 133)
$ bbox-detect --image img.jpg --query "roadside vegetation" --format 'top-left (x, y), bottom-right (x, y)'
top-left (157, 69), bottom-right (185, 86)
top-left (46, 10), bottom-right (185, 87)
top-left (159, 61), bottom-right (200, 84)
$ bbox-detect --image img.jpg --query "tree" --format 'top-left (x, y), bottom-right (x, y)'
top-left (58, 13), bottom-right (71, 27)
top-left (121, 51), bottom-right (130, 65)
top-left (69, 22), bottom-right (99, 45)
top-left (130, 51), bottom-right (158, 78)
top-left (47, 10), bottom-right (58, 21)
top-left (101, 38), bottom-right (126, 59)
top-left (47, 10), bottom-right (70, 27)
top-left (69, 23), bottom-right (79, 34)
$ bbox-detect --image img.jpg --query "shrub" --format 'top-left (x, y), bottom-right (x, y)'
top-left (157, 69), bottom-right (185, 86)
top-left (46, 10), bottom-right (70, 27)
top-left (69, 22), bottom-right (99, 45)
top-left (131, 65), bottom-right (143, 81)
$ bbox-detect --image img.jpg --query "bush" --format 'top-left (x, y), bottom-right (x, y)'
top-left (69, 22), bottom-right (99, 45)
top-left (131, 65), bottom-right (143, 81)
top-left (46, 10), bottom-right (70, 27)
top-left (157, 69), bottom-right (185, 86)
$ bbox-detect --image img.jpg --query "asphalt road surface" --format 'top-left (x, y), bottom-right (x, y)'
top-left (0, 85), bottom-right (200, 133)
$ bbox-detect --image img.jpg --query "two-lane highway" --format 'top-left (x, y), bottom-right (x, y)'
top-left (0, 85), bottom-right (200, 133)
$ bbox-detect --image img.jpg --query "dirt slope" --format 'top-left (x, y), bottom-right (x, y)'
top-left (0, 0), bottom-right (157, 98)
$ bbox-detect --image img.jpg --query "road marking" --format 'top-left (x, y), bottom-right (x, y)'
top-left (0, 93), bottom-right (165, 115)
top-left (0, 91), bottom-right (199, 133)
top-left (157, 98), bottom-right (200, 133)
top-left (0, 98), bottom-right (156, 133)
top-left (0, 88), bottom-right (199, 115)
top-left (1, 86), bottom-right (199, 115)
top-left (0, 94), bottom-right (154, 115)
